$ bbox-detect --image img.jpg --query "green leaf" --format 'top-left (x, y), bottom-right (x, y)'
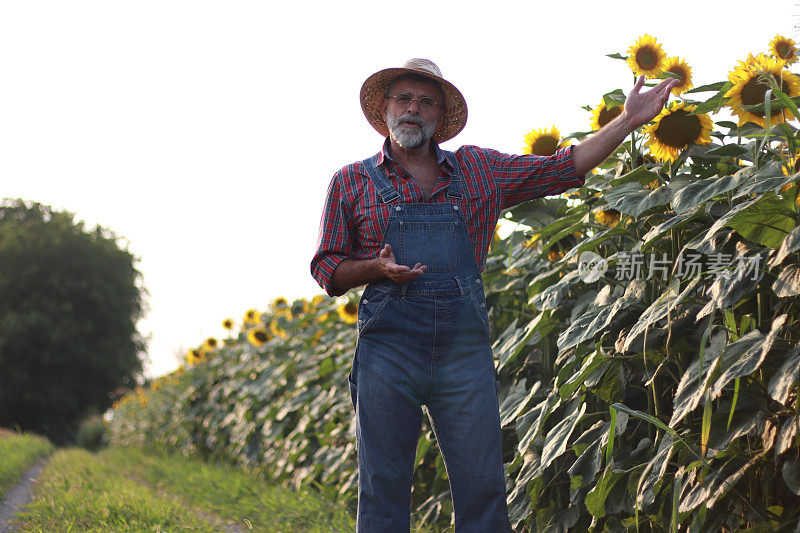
top-left (767, 346), bottom-right (800, 405)
top-left (727, 193), bottom-right (796, 250)
top-left (710, 315), bottom-right (787, 399)
top-left (585, 464), bottom-right (625, 519)
top-left (772, 264), bottom-right (800, 298)
top-left (771, 225), bottom-right (800, 266)
top-left (604, 181), bottom-right (672, 218)
top-left (606, 53), bottom-right (628, 60)
top-left (558, 284), bottom-right (643, 353)
top-left (686, 81), bottom-right (726, 94)
top-left (783, 457), bottom-right (800, 495)
top-left (671, 169), bottom-right (752, 214)
top-left (612, 403), bottom-right (674, 434)
top-left (608, 164), bottom-right (661, 188)
top-left (669, 331), bottom-right (727, 427)
top-left (776, 417), bottom-right (799, 456)
top-left (731, 160), bottom-right (797, 199)
top-left (690, 82), bottom-right (733, 115)
top-left (568, 438), bottom-right (603, 490)
top-left (704, 144), bottom-right (751, 158)
top-left (636, 433), bottom-right (676, 508)
top-left (539, 402), bottom-right (586, 473)
top-left (641, 206), bottom-right (705, 251)
top-left (603, 89), bottom-right (627, 110)
top-left (607, 406), bottom-right (617, 465)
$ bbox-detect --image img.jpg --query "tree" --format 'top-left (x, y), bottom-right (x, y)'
top-left (0, 199), bottom-right (145, 444)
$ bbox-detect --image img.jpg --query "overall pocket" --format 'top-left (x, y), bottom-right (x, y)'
top-left (467, 288), bottom-right (492, 342)
top-left (357, 286), bottom-right (393, 337)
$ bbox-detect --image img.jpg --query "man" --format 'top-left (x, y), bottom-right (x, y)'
top-left (311, 58), bottom-right (677, 532)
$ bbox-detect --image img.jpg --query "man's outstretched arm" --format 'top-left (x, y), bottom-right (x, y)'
top-left (572, 76), bottom-right (680, 176)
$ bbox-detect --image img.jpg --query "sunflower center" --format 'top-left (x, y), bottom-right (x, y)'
top-left (598, 106), bottom-right (623, 128)
top-left (530, 136), bottom-right (559, 156)
top-left (668, 66), bottom-right (686, 84)
top-left (654, 110), bottom-right (702, 147)
top-left (254, 331), bottom-right (268, 342)
top-left (636, 47), bottom-right (658, 70)
top-left (345, 302), bottom-right (357, 314)
top-left (777, 43), bottom-right (792, 59)
top-left (741, 73), bottom-right (782, 116)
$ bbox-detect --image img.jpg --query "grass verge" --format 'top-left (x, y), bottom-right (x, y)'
top-left (99, 446), bottom-right (356, 532)
top-left (11, 448), bottom-right (220, 532)
top-left (0, 431), bottom-right (54, 499)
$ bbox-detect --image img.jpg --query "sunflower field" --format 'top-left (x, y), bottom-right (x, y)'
top-left (110, 34), bottom-right (800, 531)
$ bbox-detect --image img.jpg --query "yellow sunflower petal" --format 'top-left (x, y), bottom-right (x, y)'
top-left (663, 56), bottom-right (693, 95)
top-left (247, 326), bottom-right (270, 347)
top-left (522, 126), bottom-right (568, 156)
top-left (627, 34), bottom-right (667, 78)
top-left (724, 53), bottom-right (800, 127)
top-left (337, 301), bottom-right (359, 324)
top-left (770, 34), bottom-right (798, 65)
top-left (642, 101), bottom-right (713, 163)
top-left (590, 101), bottom-right (624, 131)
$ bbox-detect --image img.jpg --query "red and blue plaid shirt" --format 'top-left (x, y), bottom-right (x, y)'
top-left (311, 139), bottom-right (585, 296)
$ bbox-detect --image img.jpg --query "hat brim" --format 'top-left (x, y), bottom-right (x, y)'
top-left (360, 67), bottom-right (468, 144)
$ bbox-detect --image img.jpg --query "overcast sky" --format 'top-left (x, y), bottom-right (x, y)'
top-left (1, 1), bottom-right (795, 378)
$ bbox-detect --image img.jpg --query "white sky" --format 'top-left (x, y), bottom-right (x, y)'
top-left (0, 1), bottom-right (795, 378)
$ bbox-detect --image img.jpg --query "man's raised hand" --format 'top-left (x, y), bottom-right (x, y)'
top-left (624, 75), bottom-right (681, 129)
top-left (377, 244), bottom-right (426, 283)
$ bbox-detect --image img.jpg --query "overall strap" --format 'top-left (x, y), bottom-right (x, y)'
top-left (443, 150), bottom-right (463, 200)
top-left (361, 154), bottom-right (401, 205)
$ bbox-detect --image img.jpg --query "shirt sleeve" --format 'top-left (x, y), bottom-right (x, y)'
top-left (310, 172), bottom-right (352, 297)
top-left (488, 144), bottom-right (586, 210)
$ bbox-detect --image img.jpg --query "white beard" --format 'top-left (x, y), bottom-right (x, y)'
top-left (386, 112), bottom-right (438, 149)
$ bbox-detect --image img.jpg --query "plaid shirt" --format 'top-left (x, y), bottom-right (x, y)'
top-left (311, 139), bottom-right (584, 296)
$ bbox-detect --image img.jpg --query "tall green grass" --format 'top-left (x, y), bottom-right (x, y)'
top-left (99, 446), bottom-right (356, 532)
top-left (11, 448), bottom-right (220, 532)
top-left (0, 431), bottom-right (54, 499)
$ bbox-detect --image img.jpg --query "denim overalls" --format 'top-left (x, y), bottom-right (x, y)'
top-left (349, 152), bottom-right (512, 532)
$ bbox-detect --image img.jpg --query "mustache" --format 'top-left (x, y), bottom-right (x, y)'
top-left (396, 114), bottom-right (424, 126)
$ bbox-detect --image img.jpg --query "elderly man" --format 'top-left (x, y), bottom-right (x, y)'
top-left (311, 58), bottom-right (677, 532)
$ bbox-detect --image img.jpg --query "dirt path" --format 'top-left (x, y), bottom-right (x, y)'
top-left (121, 472), bottom-right (249, 533)
top-left (0, 456), bottom-right (48, 533)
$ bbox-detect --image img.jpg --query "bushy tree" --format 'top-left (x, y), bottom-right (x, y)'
top-left (0, 199), bottom-right (145, 444)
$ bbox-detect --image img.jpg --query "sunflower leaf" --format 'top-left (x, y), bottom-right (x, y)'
top-left (686, 81), bottom-right (726, 93)
top-left (604, 181), bottom-right (672, 218)
top-left (704, 144), bottom-right (750, 158)
top-left (690, 82), bottom-right (733, 115)
top-left (603, 89), bottom-right (627, 110)
top-left (726, 190), bottom-right (796, 249)
top-left (606, 53), bottom-right (628, 60)
top-left (772, 264), bottom-right (800, 298)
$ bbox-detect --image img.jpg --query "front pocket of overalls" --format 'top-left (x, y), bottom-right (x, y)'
top-left (468, 289), bottom-right (492, 341)
top-left (357, 288), bottom-right (393, 337)
top-left (399, 221), bottom-right (459, 273)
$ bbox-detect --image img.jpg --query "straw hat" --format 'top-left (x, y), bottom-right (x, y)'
top-left (360, 58), bottom-right (468, 143)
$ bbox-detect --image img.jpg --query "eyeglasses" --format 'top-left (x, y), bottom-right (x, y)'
top-left (387, 93), bottom-right (441, 111)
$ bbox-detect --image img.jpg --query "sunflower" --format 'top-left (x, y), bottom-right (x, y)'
top-left (269, 319), bottom-right (288, 338)
top-left (642, 101), bottom-right (713, 162)
top-left (247, 326), bottom-right (270, 347)
top-left (725, 53), bottom-right (800, 127)
top-left (595, 208), bottom-right (621, 227)
top-left (243, 308), bottom-right (261, 325)
top-left (590, 101), bottom-right (624, 130)
top-left (627, 34), bottom-right (667, 78)
top-left (524, 233), bottom-right (541, 248)
top-left (186, 348), bottom-right (203, 366)
top-left (202, 337), bottom-right (219, 352)
top-left (337, 301), bottom-right (359, 324)
top-left (782, 152), bottom-right (800, 177)
top-left (523, 126), bottom-right (568, 156)
top-left (311, 295), bottom-right (325, 307)
top-left (548, 249), bottom-right (564, 262)
top-left (222, 318), bottom-right (234, 330)
top-left (663, 57), bottom-right (693, 94)
top-left (770, 35), bottom-right (798, 65)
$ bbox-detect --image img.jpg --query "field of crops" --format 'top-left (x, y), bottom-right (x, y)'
top-left (109, 35), bottom-right (800, 531)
